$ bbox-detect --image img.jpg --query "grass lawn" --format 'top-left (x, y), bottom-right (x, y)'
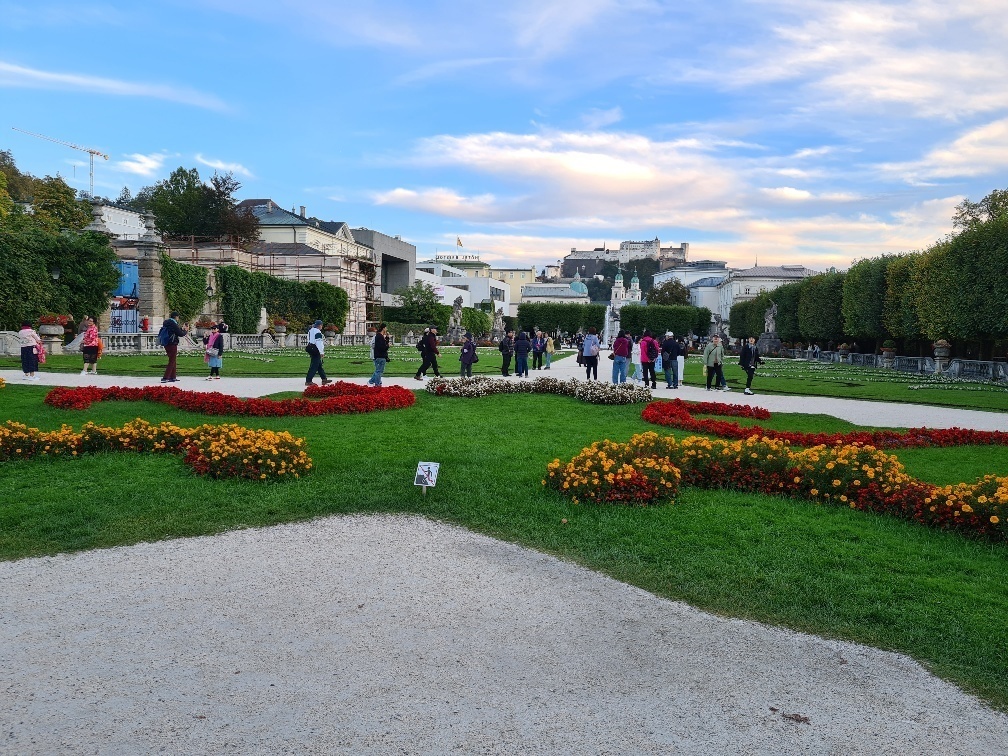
top-left (1, 383), bottom-right (1007, 710)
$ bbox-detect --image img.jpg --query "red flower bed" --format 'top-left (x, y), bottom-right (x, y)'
top-left (642, 398), bottom-right (1008, 449)
top-left (45, 382), bottom-right (415, 417)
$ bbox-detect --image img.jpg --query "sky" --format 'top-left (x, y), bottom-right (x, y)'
top-left (2, 0), bottom-right (1007, 271)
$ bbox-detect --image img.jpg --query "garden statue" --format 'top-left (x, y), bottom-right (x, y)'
top-left (448, 296), bottom-right (464, 342)
top-left (764, 301), bottom-right (778, 334)
top-left (492, 307), bottom-right (505, 340)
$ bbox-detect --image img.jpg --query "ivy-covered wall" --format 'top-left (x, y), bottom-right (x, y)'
top-left (159, 254), bottom-right (208, 323)
top-left (215, 265), bottom-right (349, 333)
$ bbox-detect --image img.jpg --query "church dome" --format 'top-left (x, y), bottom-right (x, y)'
top-left (570, 271), bottom-right (588, 295)
top-left (630, 269), bottom-right (639, 286)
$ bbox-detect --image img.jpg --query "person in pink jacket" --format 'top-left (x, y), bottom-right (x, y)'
top-left (638, 329), bottom-right (660, 390)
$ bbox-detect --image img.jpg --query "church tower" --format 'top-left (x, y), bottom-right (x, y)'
top-left (628, 268), bottom-right (642, 303)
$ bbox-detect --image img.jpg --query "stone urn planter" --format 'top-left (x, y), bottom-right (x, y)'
top-left (933, 340), bottom-right (951, 373)
top-left (881, 348), bottom-right (895, 367)
top-left (39, 324), bottom-right (65, 337)
top-left (324, 330), bottom-right (336, 338)
top-left (273, 325), bottom-right (287, 336)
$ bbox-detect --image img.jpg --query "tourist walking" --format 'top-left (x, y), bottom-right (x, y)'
top-left (639, 329), bottom-right (660, 389)
top-left (610, 329), bottom-right (630, 384)
top-left (18, 321), bottom-right (42, 381)
top-left (369, 323), bottom-right (390, 386)
top-left (544, 334), bottom-right (555, 369)
top-left (677, 338), bottom-right (687, 387)
top-left (81, 316), bottom-right (99, 376)
top-left (661, 331), bottom-right (681, 389)
top-left (414, 325), bottom-right (442, 380)
top-left (499, 329), bottom-right (515, 376)
top-left (531, 330), bottom-right (546, 370)
top-left (630, 335), bottom-right (643, 383)
top-left (459, 331), bottom-right (477, 378)
top-left (159, 313), bottom-right (188, 383)
top-left (582, 327), bottom-right (601, 380)
top-left (305, 319), bottom-right (331, 386)
top-left (703, 334), bottom-right (728, 391)
top-left (203, 324), bottom-right (224, 380)
top-left (739, 336), bottom-right (762, 395)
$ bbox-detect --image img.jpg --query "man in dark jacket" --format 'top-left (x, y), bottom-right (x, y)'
top-left (414, 325), bottom-right (442, 380)
top-left (160, 311), bottom-right (188, 383)
top-left (514, 331), bottom-right (532, 377)
top-left (739, 336), bottom-right (762, 395)
top-left (369, 323), bottom-right (390, 386)
top-left (499, 329), bottom-right (515, 376)
top-left (660, 331), bottom-right (681, 389)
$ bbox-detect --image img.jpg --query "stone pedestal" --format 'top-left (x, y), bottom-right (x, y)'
top-left (42, 336), bottom-right (63, 356)
top-left (136, 211), bottom-right (167, 332)
top-left (756, 332), bottom-right (782, 356)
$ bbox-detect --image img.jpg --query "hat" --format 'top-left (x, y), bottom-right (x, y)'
top-left (665, 331), bottom-right (674, 338)
top-left (313, 319), bottom-right (323, 327)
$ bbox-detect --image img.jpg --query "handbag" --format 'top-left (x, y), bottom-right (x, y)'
top-left (702, 365), bottom-right (708, 377)
top-left (206, 348), bottom-right (220, 358)
top-left (36, 341), bottom-right (47, 365)
top-left (471, 352), bottom-right (479, 364)
top-left (608, 352), bottom-right (615, 360)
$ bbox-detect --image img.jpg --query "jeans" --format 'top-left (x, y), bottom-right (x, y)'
top-left (306, 353), bottom-right (327, 384)
top-left (516, 354), bottom-right (528, 376)
top-left (369, 357), bottom-right (387, 386)
top-left (663, 358), bottom-right (679, 388)
top-left (502, 353), bottom-right (512, 375)
top-left (743, 366), bottom-right (755, 389)
top-left (545, 352), bottom-right (552, 368)
top-left (611, 355), bottom-right (628, 383)
top-left (584, 355), bottom-right (598, 380)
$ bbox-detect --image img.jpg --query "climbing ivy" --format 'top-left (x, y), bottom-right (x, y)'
top-left (160, 254), bottom-right (208, 322)
top-left (215, 265), bottom-right (349, 333)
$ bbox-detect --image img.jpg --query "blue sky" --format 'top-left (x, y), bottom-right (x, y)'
top-left (3, 0), bottom-right (1006, 270)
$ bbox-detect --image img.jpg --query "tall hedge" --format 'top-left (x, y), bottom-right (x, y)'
top-left (160, 254), bottom-right (208, 322)
top-left (883, 254), bottom-right (922, 341)
top-left (617, 304), bottom-right (705, 337)
top-left (797, 272), bottom-right (845, 344)
top-left (215, 265), bottom-right (349, 333)
top-left (771, 281), bottom-right (803, 343)
top-left (842, 256), bottom-right (889, 343)
top-left (516, 302), bottom-right (605, 334)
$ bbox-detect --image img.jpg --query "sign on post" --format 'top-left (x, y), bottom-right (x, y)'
top-left (415, 462), bottom-right (440, 494)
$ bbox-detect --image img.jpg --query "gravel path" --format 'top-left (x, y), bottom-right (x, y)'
top-left (2, 515), bottom-right (1006, 755)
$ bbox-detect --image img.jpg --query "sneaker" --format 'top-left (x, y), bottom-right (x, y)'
top-left (30, 375), bottom-right (40, 381)
top-left (205, 376), bottom-right (214, 381)
top-left (322, 379), bottom-right (332, 385)
top-left (705, 388), bottom-right (711, 391)
top-left (414, 376), bottom-right (423, 381)
top-left (744, 388), bottom-right (753, 395)
top-left (81, 369), bottom-right (88, 375)
top-left (721, 387), bottom-right (731, 392)
top-left (161, 379), bottom-right (170, 383)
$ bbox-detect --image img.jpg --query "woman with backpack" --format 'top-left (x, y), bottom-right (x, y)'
top-left (581, 327), bottom-right (601, 380)
top-left (639, 330), bottom-right (660, 390)
top-left (459, 331), bottom-right (477, 377)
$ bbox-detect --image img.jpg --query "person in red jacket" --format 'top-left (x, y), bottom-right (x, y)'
top-left (638, 329), bottom-right (660, 389)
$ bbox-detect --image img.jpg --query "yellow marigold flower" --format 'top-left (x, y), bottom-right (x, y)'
top-left (992, 516), bottom-right (1000, 524)
top-left (962, 504), bottom-right (973, 513)
top-left (833, 479), bottom-right (841, 487)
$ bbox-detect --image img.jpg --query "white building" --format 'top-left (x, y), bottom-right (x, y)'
top-left (717, 264), bottom-right (819, 328)
top-left (415, 260), bottom-right (511, 312)
top-left (687, 276), bottom-right (724, 315)
top-left (520, 273), bottom-right (591, 305)
top-left (88, 204), bottom-right (147, 240)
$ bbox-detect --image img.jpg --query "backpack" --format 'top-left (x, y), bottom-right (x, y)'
top-left (646, 340), bottom-right (658, 361)
top-left (417, 336), bottom-right (425, 352)
top-left (157, 323), bottom-right (175, 347)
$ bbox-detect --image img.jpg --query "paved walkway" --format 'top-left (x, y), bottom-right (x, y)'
top-left (4, 352), bottom-right (1006, 431)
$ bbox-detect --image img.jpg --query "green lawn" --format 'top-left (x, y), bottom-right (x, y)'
top-left (1, 383), bottom-right (1007, 710)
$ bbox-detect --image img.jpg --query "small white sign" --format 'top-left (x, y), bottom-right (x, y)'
top-left (415, 462), bottom-right (440, 488)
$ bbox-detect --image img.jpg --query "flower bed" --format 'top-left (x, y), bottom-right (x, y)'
top-left (427, 376), bottom-right (651, 405)
top-left (642, 398), bottom-right (1008, 449)
top-left (45, 382), bottom-right (415, 416)
top-left (0, 419), bottom-right (310, 482)
top-left (545, 431), bottom-right (1006, 541)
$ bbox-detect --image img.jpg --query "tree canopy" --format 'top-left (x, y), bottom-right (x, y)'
top-left (646, 278), bottom-right (691, 307)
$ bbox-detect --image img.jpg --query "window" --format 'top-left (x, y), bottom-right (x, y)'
top-left (509, 272), bottom-right (514, 279)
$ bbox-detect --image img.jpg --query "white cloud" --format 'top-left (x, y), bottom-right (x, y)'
top-left (196, 154), bottom-right (255, 178)
top-left (0, 60), bottom-right (228, 110)
top-left (760, 187), bottom-right (860, 202)
top-left (114, 153), bottom-right (168, 177)
top-left (581, 106), bottom-right (623, 129)
top-left (882, 118), bottom-right (1008, 181)
top-left (373, 187), bottom-right (505, 221)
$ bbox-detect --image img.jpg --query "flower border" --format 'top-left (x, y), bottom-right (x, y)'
top-left (44, 382), bottom-right (415, 416)
top-left (427, 376), bottom-right (652, 405)
top-left (642, 398), bottom-right (1008, 449)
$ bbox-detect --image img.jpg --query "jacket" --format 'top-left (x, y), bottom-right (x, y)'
top-left (639, 335), bottom-right (660, 364)
top-left (661, 337), bottom-right (680, 359)
top-left (531, 336), bottom-right (546, 353)
top-left (499, 336), bottom-right (514, 354)
top-left (545, 337), bottom-right (555, 354)
top-left (703, 342), bottom-right (724, 367)
top-left (307, 327), bottom-right (325, 356)
top-left (612, 336), bottom-right (631, 358)
top-left (514, 333), bottom-right (532, 357)
top-left (739, 343), bottom-right (761, 368)
top-left (581, 334), bottom-right (600, 358)
top-left (422, 332), bottom-right (440, 355)
top-left (373, 333), bottom-right (390, 360)
top-left (460, 338), bottom-right (476, 365)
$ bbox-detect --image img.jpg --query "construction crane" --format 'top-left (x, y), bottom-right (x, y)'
top-left (12, 127), bottom-right (109, 198)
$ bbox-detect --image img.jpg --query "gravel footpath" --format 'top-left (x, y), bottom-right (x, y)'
top-left (2, 514), bottom-right (1007, 755)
